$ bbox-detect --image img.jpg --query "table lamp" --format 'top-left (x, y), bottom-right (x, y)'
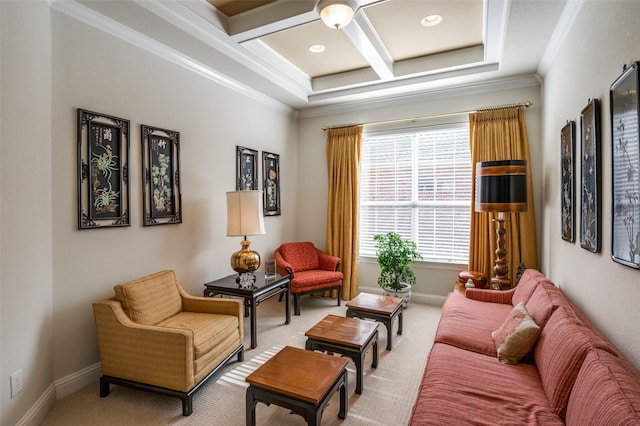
top-left (226, 190), bottom-right (265, 280)
top-left (475, 160), bottom-right (528, 289)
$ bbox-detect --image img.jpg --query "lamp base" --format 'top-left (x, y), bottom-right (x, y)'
top-left (230, 239), bottom-right (261, 274)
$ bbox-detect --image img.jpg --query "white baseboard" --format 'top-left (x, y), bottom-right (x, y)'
top-left (14, 384), bottom-right (55, 426)
top-left (358, 286), bottom-right (447, 307)
top-left (16, 362), bottom-right (101, 426)
top-left (55, 362), bottom-right (102, 399)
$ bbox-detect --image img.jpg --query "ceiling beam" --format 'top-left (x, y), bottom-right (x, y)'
top-left (342, 10), bottom-right (394, 80)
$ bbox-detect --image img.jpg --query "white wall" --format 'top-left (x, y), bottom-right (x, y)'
top-left (541, 0), bottom-right (640, 369)
top-left (2, 2), bottom-right (297, 424)
top-left (1, 2), bottom-right (55, 425)
top-left (297, 82), bottom-right (543, 299)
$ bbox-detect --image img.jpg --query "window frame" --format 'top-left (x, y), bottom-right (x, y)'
top-left (359, 119), bottom-right (472, 265)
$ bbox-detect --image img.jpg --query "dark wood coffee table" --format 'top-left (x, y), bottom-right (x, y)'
top-left (203, 272), bottom-right (290, 349)
top-left (305, 314), bottom-right (378, 395)
top-left (346, 292), bottom-right (403, 350)
top-left (245, 346), bottom-right (348, 426)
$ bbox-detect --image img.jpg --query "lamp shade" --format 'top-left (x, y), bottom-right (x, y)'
top-left (475, 160), bottom-right (528, 213)
top-left (226, 190), bottom-right (266, 237)
top-left (318, 0), bottom-right (355, 29)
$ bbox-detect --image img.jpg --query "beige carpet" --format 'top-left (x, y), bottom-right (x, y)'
top-left (41, 295), bottom-right (441, 425)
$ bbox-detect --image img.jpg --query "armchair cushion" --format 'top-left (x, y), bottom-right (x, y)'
top-left (290, 269), bottom-right (344, 292)
top-left (157, 312), bottom-right (240, 359)
top-left (278, 242), bottom-right (320, 271)
top-left (114, 270), bottom-right (182, 325)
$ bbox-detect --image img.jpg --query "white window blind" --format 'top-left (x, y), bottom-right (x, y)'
top-left (360, 123), bottom-right (471, 263)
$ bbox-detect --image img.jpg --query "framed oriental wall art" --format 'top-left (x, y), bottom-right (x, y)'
top-left (580, 98), bottom-right (601, 253)
top-left (561, 120), bottom-right (575, 243)
top-left (263, 151), bottom-right (281, 216)
top-left (236, 146), bottom-right (258, 190)
top-left (141, 125), bottom-right (182, 226)
top-left (77, 109), bottom-right (130, 230)
top-left (610, 62), bottom-right (640, 268)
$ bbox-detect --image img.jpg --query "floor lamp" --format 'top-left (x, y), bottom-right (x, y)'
top-left (475, 160), bottom-right (528, 290)
top-left (226, 190), bottom-right (265, 284)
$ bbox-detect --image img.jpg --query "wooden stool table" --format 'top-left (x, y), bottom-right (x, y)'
top-left (346, 292), bottom-right (403, 351)
top-left (245, 346), bottom-right (348, 426)
top-left (305, 314), bottom-right (378, 395)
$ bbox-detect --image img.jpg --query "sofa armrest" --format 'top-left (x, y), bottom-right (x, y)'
top-left (93, 299), bottom-right (195, 392)
top-left (465, 288), bottom-right (515, 304)
top-left (317, 250), bottom-right (341, 272)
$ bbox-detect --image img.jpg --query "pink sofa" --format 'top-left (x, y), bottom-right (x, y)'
top-left (410, 269), bottom-right (640, 425)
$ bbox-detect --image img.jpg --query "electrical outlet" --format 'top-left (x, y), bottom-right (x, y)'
top-left (10, 369), bottom-right (23, 398)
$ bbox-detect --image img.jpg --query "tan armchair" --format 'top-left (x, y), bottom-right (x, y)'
top-left (274, 242), bottom-right (343, 315)
top-left (92, 270), bottom-right (244, 416)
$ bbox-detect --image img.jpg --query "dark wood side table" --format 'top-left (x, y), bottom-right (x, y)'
top-left (246, 346), bottom-right (348, 426)
top-left (305, 314), bottom-right (378, 395)
top-left (346, 292), bottom-right (403, 351)
top-left (204, 272), bottom-right (290, 349)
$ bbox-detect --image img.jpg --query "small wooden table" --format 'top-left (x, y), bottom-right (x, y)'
top-left (204, 272), bottom-right (290, 349)
top-left (245, 346), bottom-right (348, 426)
top-left (305, 314), bottom-right (378, 395)
top-left (346, 292), bottom-right (403, 351)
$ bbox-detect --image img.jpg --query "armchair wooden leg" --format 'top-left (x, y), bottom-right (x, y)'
top-left (181, 395), bottom-right (193, 416)
top-left (294, 294), bottom-right (301, 316)
top-left (99, 376), bottom-right (110, 397)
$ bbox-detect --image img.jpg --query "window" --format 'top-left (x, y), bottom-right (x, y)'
top-left (360, 122), bottom-right (471, 263)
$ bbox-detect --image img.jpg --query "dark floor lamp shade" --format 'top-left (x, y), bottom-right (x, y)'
top-left (475, 160), bottom-right (528, 289)
top-left (475, 160), bottom-right (528, 213)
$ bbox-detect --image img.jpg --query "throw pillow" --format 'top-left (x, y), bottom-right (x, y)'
top-left (492, 302), bottom-right (541, 364)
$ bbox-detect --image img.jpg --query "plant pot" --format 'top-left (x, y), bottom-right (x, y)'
top-left (382, 282), bottom-right (411, 309)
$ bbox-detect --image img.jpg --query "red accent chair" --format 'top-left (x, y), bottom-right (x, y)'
top-left (274, 242), bottom-right (343, 315)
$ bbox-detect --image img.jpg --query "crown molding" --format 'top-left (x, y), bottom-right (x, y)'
top-left (298, 73), bottom-right (540, 118)
top-left (537, 0), bottom-right (584, 77)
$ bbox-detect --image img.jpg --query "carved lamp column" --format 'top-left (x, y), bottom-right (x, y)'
top-left (475, 160), bottom-right (528, 290)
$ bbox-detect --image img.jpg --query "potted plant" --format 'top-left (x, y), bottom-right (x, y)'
top-left (373, 232), bottom-right (422, 307)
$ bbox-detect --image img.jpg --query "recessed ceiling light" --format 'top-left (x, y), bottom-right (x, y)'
top-left (421, 14), bottom-right (443, 27)
top-left (309, 44), bottom-right (326, 53)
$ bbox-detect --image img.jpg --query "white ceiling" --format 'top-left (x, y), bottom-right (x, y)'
top-left (63, 0), bottom-right (571, 112)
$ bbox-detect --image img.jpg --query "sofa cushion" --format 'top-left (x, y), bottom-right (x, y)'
top-left (157, 312), bottom-right (239, 359)
top-left (279, 242), bottom-right (320, 272)
top-left (534, 306), bottom-right (594, 418)
top-left (434, 293), bottom-right (512, 357)
top-left (114, 270), bottom-right (182, 325)
top-left (512, 269), bottom-right (550, 306)
top-left (410, 343), bottom-right (563, 425)
top-left (525, 284), bottom-right (556, 328)
top-left (566, 349), bottom-right (640, 426)
top-left (492, 302), bottom-right (541, 364)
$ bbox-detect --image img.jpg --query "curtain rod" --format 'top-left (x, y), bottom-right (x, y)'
top-left (321, 101), bottom-right (533, 131)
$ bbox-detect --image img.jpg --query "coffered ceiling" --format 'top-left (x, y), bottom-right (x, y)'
top-left (63, 0), bottom-right (571, 112)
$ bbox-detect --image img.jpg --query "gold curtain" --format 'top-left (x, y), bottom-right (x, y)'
top-left (468, 108), bottom-right (538, 286)
top-left (325, 125), bottom-right (362, 300)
